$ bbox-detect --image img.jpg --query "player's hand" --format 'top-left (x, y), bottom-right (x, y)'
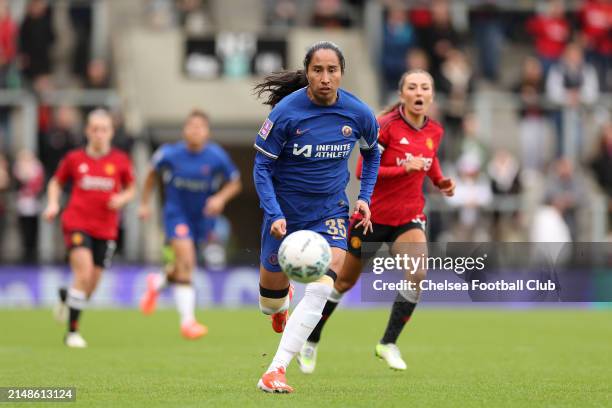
top-left (270, 218), bottom-right (287, 239)
top-left (204, 195), bottom-right (226, 217)
top-left (437, 178), bottom-right (455, 197)
top-left (403, 156), bottom-right (426, 173)
top-left (138, 203), bottom-right (152, 220)
top-left (108, 194), bottom-right (128, 210)
top-left (43, 202), bottom-right (60, 221)
top-left (353, 199), bottom-right (373, 235)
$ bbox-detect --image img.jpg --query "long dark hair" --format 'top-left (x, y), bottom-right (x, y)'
top-left (253, 41), bottom-right (346, 107)
top-left (380, 69), bottom-right (434, 116)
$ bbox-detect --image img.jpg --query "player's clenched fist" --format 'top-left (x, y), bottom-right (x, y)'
top-left (270, 218), bottom-right (287, 239)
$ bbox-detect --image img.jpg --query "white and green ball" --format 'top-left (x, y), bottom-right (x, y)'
top-left (278, 230), bottom-right (332, 283)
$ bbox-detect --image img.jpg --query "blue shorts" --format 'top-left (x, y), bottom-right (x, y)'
top-left (260, 214), bottom-right (349, 272)
top-left (164, 214), bottom-right (216, 244)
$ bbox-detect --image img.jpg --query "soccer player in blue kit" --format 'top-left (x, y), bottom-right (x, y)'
top-left (252, 41), bottom-right (381, 393)
top-left (138, 109), bottom-right (241, 339)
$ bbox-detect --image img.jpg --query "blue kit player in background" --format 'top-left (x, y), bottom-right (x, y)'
top-left (138, 109), bottom-right (242, 339)
top-left (252, 41), bottom-right (381, 393)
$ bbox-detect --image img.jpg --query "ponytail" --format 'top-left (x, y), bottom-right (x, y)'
top-left (253, 70), bottom-right (308, 108)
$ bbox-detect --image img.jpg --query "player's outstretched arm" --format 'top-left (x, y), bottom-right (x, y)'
top-left (204, 177), bottom-right (242, 217)
top-left (43, 177), bottom-right (62, 221)
top-left (138, 168), bottom-right (157, 219)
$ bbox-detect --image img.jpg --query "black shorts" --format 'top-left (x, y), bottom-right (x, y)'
top-left (63, 230), bottom-right (117, 268)
top-left (347, 215), bottom-right (426, 260)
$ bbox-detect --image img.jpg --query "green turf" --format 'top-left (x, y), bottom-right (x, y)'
top-left (0, 308), bottom-right (610, 407)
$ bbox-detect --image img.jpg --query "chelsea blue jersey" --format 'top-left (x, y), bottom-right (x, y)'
top-left (253, 87), bottom-right (379, 222)
top-left (152, 141), bottom-right (239, 220)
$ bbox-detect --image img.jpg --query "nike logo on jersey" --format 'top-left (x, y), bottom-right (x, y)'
top-left (400, 137), bottom-right (409, 145)
top-left (295, 128), bottom-right (310, 135)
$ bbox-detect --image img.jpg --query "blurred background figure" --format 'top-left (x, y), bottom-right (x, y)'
top-left (471, 1), bottom-right (504, 83)
top-left (0, 0), bottom-right (17, 88)
top-left (443, 152), bottom-right (493, 241)
top-left (543, 157), bottom-right (587, 240)
top-left (578, 0), bottom-right (612, 92)
top-left (266, 0), bottom-right (297, 30)
top-left (526, 0), bottom-right (570, 77)
top-left (514, 56), bottom-right (552, 171)
top-left (310, 0), bottom-right (352, 29)
top-left (38, 105), bottom-right (82, 182)
top-left (176, 0), bottom-right (211, 35)
top-left (546, 42), bottom-right (599, 161)
top-left (0, 152), bottom-right (9, 259)
top-left (487, 149), bottom-right (522, 241)
top-left (437, 48), bottom-right (474, 143)
top-left (589, 121), bottom-right (612, 236)
top-left (12, 149), bottom-right (44, 263)
top-left (381, 6), bottom-right (416, 98)
top-left (421, 0), bottom-right (462, 85)
top-left (18, 0), bottom-right (55, 86)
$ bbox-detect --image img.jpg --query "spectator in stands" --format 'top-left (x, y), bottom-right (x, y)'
top-left (437, 48), bottom-right (474, 143)
top-left (444, 151), bottom-right (493, 241)
top-left (310, 0), bottom-right (351, 29)
top-left (457, 113), bottom-right (488, 164)
top-left (0, 152), bottom-right (9, 257)
top-left (13, 149), bottom-right (44, 263)
top-left (420, 0), bottom-right (462, 84)
top-left (38, 105), bottom-right (83, 181)
top-left (0, 0), bottom-right (17, 88)
top-left (589, 121), bottom-right (612, 231)
top-left (381, 6), bottom-right (416, 95)
top-left (543, 157), bottom-right (586, 239)
top-left (84, 59), bottom-right (111, 90)
top-left (590, 120), bottom-right (612, 195)
top-left (546, 42), bottom-right (599, 160)
top-left (176, 0), bottom-right (211, 35)
top-left (578, 0), bottom-right (612, 91)
top-left (266, 0), bottom-right (297, 29)
top-left (69, 1), bottom-right (93, 83)
top-left (147, 0), bottom-right (177, 30)
top-left (18, 0), bottom-right (55, 85)
top-left (488, 149), bottom-right (522, 240)
top-left (404, 47), bottom-right (429, 72)
top-left (514, 56), bottom-right (552, 171)
top-left (471, 1), bottom-right (504, 82)
top-left (526, 0), bottom-right (570, 77)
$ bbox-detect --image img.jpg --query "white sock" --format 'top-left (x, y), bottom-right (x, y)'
top-left (67, 288), bottom-right (87, 310)
top-left (329, 287), bottom-right (343, 303)
top-left (267, 282), bottom-right (332, 372)
top-left (173, 284), bottom-right (195, 325)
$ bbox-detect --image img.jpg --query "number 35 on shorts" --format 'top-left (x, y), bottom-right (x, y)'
top-left (325, 219), bottom-right (347, 238)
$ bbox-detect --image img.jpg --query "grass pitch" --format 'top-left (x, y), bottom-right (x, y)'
top-left (0, 308), bottom-right (610, 407)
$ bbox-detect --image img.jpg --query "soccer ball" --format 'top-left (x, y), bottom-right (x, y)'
top-left (278, 230), bottom-right (332, 283)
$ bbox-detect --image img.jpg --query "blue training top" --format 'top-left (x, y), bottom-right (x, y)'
top-left (253, 87), bottom-right (380, 223)
top-left (152, 141), bottom-right (239, 220)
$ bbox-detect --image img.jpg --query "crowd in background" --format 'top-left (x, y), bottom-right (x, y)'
top-left (0, 0), bottom-right (611, 263)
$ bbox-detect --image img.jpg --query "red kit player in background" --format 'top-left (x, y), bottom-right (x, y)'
top-left (43, 109), bottom-right (136, 348)
top-left (297, 69), bottom-right (455, 373)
